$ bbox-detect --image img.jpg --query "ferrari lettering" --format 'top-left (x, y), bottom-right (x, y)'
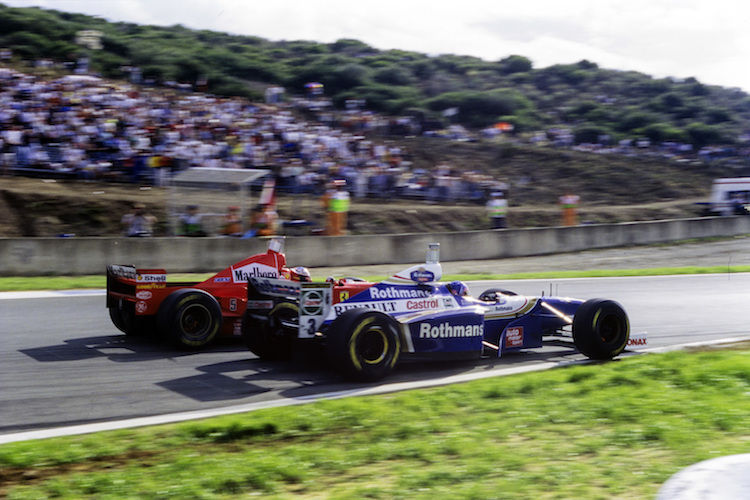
top-left (419, 322), bottom-right (484, 338)
top-left (370, 287), bottom-right (430, 299)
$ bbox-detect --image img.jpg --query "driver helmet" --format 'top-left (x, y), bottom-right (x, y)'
top-left (290, 266), bottom-right (312, 282)
top-left (447, 280), bottom-right (469, 297)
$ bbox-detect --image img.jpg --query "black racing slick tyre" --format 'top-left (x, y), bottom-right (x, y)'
top-left (325, 309), bottom-right (401, 382)
top-left (478, 288), bottom-right (517, 302)
top-left (241, 301), bottom-right (299, 361)
top-left (157, 289), bottom-right (222, 350)
top-left (109, 304), bottom-right (156, 337)
top-left (572, 299), bottom-right (630, 360)
top-left (109, 304), bottom-right (140, 336)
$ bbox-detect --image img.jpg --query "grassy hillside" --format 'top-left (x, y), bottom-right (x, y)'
top-left (2, 2), bottom-right (750, 147)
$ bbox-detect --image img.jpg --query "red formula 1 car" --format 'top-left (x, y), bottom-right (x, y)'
top-left (106, 237), bottom-right (307, 349)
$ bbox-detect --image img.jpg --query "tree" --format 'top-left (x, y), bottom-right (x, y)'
top-left (660, 92), bottom-right (684, 110)
top-left (642, 123), bottom-right (687, 143)
top-left (685, 78), bottom-right (710, 96)
top-left (616, 111), bottom-right (658, 133)
top-left (497, 55), bottom-right (532, 75)
top-left (576, 60), bottom-right (598, 70)
top-left (327, 63), bottom-right (371, 94)
top-left (4, 31), bottom-right (50, 59)
top-left (574, 124), bottom-right (611, 144)
top-left (92, 50), bottom-right (127, 78)
top-left (373, 66), bottom-right (414, 86)
top-left (426, 89), bottom-right (533, 128)
top-left (686, 123), bottom-right (725, 148)
top-left (346, 84), bottom-right (421, 114)
top-left (173, 54), bottom-right (209, 84)
top-left (704, 107), bottom-right (733, 124)
top-left (565, 101), bottom-right (601, 121)
top-left (329, 38), bottom-right (374, 56)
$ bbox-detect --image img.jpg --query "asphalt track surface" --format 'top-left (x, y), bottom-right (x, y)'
top-left (2, 239), bottom-right (750, 441)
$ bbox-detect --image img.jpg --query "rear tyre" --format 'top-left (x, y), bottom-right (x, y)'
top-left (573, 299), bottom-right (630, 359)
top-left (109, 305), bottom-right (140, 336)
top-left (241, 301), bottom-right (298, 360)
top-left (157, 289), bottom-right (222, 349)
top-left (325, 309), bottom-right (401, 382)
top-left (109, 305), bottom-right (155, 337)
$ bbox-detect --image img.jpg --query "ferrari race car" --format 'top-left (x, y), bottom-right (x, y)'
top-left (242, 243), bottom-right (643, 381)
top-left (106, 237), bottom-right (308, 349)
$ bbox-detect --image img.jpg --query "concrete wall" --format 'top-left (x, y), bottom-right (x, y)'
top-left (2, 216), bottom-right (749, 276)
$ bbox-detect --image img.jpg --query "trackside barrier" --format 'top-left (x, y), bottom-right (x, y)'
top-left (1, 216), bottom-right (750, 276)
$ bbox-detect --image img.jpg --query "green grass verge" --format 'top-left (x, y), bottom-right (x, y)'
top-left (2, 347), bottom-right (750, 498)
top-left (2, 266), bottom-right (750, 291)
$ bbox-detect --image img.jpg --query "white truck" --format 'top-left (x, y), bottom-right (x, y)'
top-left (700, 178), bottom-right (750, 216)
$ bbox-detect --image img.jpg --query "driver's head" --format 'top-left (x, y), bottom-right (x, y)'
top-left (447, 280), bottom-right (469, 297)
top-left (290, 266), bottom-right (312, 282)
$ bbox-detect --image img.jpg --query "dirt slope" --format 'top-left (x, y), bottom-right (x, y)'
top-left (0, 176), bottom-right (706, 237)
top-left (0, 140), bottom-right (736, 237)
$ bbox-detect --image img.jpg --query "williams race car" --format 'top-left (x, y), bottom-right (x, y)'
top-left (242, 243), bottom-right (642, 381)
top-left (106, 237), bottom-right (310, 349)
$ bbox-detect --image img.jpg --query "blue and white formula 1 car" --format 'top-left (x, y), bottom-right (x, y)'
top-left (242, 243), bottom-right (637, 382)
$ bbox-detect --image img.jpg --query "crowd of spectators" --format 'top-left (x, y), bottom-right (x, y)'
top-left (0, 66), bottom-right (506, 204)
top-left (6, 64), bottom-right (744, 210)
top-left (528, 126), bottom-right (750, 163)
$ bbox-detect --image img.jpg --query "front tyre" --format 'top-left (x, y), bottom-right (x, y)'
top-left (325, 309), bottom-right (401, 382)
top-left (573, 299), bottom-right (630, 360)
top-left (241, 301), bottom-right (299, 360)
top-left (157, 289), bottom-right (222, 349)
